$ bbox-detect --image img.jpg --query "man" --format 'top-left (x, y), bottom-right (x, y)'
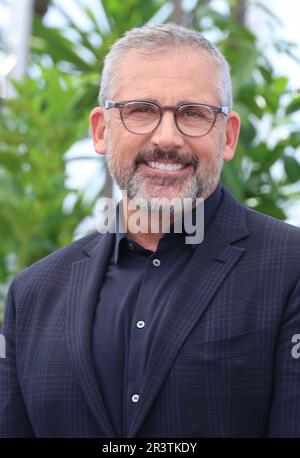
top-left (1, 24), bottom-right (300, 438)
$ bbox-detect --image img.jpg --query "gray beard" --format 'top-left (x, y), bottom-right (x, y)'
top-left (106, 146), bottom-right (224, 209)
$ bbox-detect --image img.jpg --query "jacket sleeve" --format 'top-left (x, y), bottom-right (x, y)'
top-left (0, 280), bottom-right (35, 437)
top-left (267, 276), bottom-right (300, 437)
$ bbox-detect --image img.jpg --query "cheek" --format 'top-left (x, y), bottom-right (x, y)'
top-left (191, 136), bottom-right (223, 161)
top-left (106, 134), bottom-right (142, 168)
top-left (111, 130), bottom-right (148, 158)
top-left (187, 140), bottom-right (212, 161)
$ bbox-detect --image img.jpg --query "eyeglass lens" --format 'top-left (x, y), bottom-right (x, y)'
top-left (121, 102), bottom-right (215, 136)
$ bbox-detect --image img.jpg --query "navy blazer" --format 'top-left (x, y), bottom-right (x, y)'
top-left (1, 187), bottom-right (300, 437)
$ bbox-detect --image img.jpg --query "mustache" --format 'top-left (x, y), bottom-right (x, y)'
top-left (134, 148), bottom-right (198, 170)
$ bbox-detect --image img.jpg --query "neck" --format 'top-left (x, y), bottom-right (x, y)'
top-left (127, 231), bottom-right (161, 252)
top-left (118, 184), bottom-right (219, 251)
top-left (123, 203), bottom-right (174, 251)
top-left (121, 197), bottom-right (196, 252)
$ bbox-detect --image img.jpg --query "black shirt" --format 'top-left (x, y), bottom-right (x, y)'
top-left (92, 184), bottom-right (223, 436)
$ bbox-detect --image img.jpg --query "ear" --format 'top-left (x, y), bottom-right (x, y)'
top-left (90, 107), bottom-right (107, 155)
top-left (223, 111), bottom-right (241, 161)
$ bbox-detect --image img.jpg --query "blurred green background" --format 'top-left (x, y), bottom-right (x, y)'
top-left (1, 0), bottom-right (300, 322)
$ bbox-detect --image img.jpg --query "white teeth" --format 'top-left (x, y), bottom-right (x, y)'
top-left (147, 161), bottom-right (185, 171)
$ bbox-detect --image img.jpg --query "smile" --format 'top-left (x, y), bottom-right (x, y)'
top-left (145, 161), bottom-right (188, 171)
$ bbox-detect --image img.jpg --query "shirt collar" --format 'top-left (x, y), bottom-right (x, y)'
top-left (113, 182), bottom-right (223, 264)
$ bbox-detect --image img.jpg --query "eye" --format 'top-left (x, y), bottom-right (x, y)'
top-left (185, 110), bottom-right (201, 118)
top-left (178, 106), bottom-right (213, 123)
top-left (181, 108), bottom-right (206, 118)
top-left (125, 103), bottom-right (157, 114)
top-left (133, 107), bottom-right (152, 113)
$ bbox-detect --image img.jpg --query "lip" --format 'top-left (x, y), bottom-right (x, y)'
top-left (138, 162), bottom-right (192, 175)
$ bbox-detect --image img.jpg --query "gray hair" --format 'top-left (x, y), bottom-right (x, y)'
top-left (99, 24), bottom-right (233, 110)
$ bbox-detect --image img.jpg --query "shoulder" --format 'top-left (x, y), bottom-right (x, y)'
top-left (221, 186), bottom-right (300, 245)
top-left (245, 205), bottom-right (300, 245)
top-left (12, 231), bottom-right (103, 290)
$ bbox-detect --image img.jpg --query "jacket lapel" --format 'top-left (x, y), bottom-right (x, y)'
top-left (128, 188), bottom-right (250, 437)
top-left (66, 230), bottom-right (116, 437)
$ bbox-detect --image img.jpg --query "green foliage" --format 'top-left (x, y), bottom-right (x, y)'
top-left (29, 0), bottom-right (300, 219)
top-left (194, 2), bottom-right (300, 217)
top-left (0, 66), bottom-right (98, 282)
top-left (1, 0), bottom-right (300, 321)
top-left (0, 0), bottom-right (166, 278)
top-left (0, 0), bottom-right (165, 319)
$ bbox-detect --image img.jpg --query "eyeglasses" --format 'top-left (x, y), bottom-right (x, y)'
top-left (104, 99), bottom-right (228, 137)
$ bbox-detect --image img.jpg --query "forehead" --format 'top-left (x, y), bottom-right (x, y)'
top-left (114, 48), bottom-right (221, 104)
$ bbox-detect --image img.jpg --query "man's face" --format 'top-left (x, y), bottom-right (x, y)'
top-left (91, 48), bottom-right (240, 204)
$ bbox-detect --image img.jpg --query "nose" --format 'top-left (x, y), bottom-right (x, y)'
top-left (150, 111), bottom-right (185, 151)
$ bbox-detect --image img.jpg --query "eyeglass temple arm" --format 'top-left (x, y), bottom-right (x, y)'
top-left (104, 100), bottom-right (117, 109)
top-left (218, 106), bottom-right (229, 115)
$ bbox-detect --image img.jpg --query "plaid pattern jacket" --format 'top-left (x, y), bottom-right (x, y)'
top-left (1, 187), bottom-right (300, 437)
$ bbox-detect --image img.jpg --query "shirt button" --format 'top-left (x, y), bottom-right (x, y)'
top-left (128, 242), bottom-right (134, 250)
top-left (153, 258), bottom-right (160, 267)
top-left (137, 321), bottom-right (145, 329)
top-left (131, 394), bottom-right (139, 403)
